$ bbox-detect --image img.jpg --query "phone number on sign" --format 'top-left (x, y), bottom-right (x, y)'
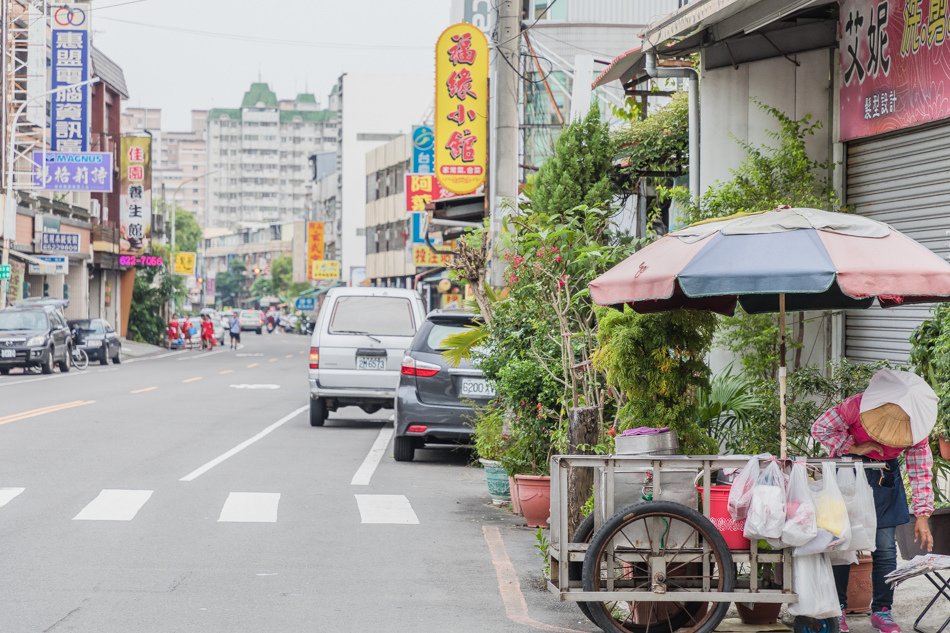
top-left (119, 255), bottom-right (164, 267)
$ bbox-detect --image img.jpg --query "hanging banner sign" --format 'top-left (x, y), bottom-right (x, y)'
top-left (839, 0), bottom-right (950, 140)
top-left (307, 221), bottom-right (325, 280)
top-left (119, 136), bottom-right (152, 254)
top-left (32, 151), bottom-right (113, 192)
top-left (311, 260), bottom-right (341, 280)
top-left (50, 3), bottom-right (91, 152)
top-left (434, 23), bottom-right (488, 194)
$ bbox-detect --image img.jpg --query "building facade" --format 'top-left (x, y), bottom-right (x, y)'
top-left (205, 83), bottom-right (337, 228)
top-left (365, 135), bottom-right (413, 287)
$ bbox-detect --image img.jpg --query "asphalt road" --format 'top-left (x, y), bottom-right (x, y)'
top-left (0, 333), bottom-right (597, 633)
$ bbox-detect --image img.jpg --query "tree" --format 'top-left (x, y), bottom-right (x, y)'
top-left (127, 244), bottom-right (185, 345)
top-left (173, 209), bottom-right (202, 253)
top-left (270, 255), bottom-right (293, 295)
top-left (215, 259), bottom-right (247, 308)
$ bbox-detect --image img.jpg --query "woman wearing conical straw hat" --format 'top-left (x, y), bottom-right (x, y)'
top-left (811, 368), bottom-right (937, 633)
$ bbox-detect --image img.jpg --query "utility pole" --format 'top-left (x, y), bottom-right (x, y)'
top-left (490, 0), bottom-right (521, 287)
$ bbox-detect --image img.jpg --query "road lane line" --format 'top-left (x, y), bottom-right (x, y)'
top-left (268, 358), bottom-right (277, 363)
top-left (177, 350), bottom-right (225, 361)
top-left (218, 492), bottom-right (280, 523)
top-left (246, 362), bottom-right (259, 368)
top-left (482, 526), bottom-right (586, 633)
top-left (179, 405), bottom-right (307, 482)
top-left (0, 487), bottom-right (25, 509)
top-left (73, 489), bottom-right (153, 521)
top-left (218, 369), bottom-right (234, 375)
top-left (354, 494), bottom-right (419, 524)
top-left (182, 377), bottom-right (204, 384)
top-left (285, 354), bottom-right (293, 359)
top-left (350, 425), bottom-right (394, 486)
top-left (130, 386), bottom-right (158, 394)
top-left (0, 400), bottom-right (95, 426)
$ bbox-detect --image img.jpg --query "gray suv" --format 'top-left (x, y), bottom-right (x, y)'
top-left (393, 311), bottom-right (494, 462)
top-left (0, 305), bottom-right (72, 374)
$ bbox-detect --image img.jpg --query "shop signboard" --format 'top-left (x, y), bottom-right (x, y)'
top-left (307, 221), bottom-right (325, 281)
top-left (50, 2), bottom-right (91, 152)
top-left (173, 251), bottom-right (197, 276)
top-left (311, 260), bottom-right (340, 281)
top-left (0, 264), bottom-right (10, 280)
top-left (295, 295), bottom-right (315, 311)
top-left (413, 245), bottom-right (454, 268)
top-left (411, 125), bottom-right (435, 174)
top-left (119, 136), bottom-right (152, 254)
top-left (28, 255), bottom-right (68, 275)
top-left (434, 23), bottom-right (488, 194)
top-left (32, 151), bottom-right (113, 192)
top-left (405, 174), bottom-right (453, 212)
top-left (410, 212), bottom-right (426, 244)
top-left (40, 231), bottom-right (80, 253)
top-left (839, 0), bottom-right (950, 140)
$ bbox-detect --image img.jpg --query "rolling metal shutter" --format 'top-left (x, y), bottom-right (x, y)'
top-left (845, 122), bottom-right (950, 363)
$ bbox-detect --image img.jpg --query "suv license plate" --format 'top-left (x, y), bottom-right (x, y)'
top-left (357, 356), bottom-right (386, 370)
top-left (1, 349), bottom-right (14, 358)
top-left (460, 378), bottom-right (495, 398)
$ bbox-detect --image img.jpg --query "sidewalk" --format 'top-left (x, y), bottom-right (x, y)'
top-left (119, 338), bottom-right (167, 360)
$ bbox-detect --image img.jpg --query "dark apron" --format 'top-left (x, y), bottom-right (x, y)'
top-left (852, 456), bottom-right (911, 528)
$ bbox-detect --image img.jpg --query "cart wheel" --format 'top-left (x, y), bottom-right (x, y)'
top-left (581, 500), bottom-right (735, 633)
top-left (570, 514), bottom-right (596, 624)
top-left (792, 616), bottom-right (839, 633)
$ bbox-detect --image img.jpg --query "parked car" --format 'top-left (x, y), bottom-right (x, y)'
top-left (0, 305), bottom-right (72, 374)
top-left (308, 287), bottom-right (426, 427)
top-left (392, 311), bottom-right (493, 461)
top-left (238, 309), bottom-right (264, 334)
top-left (68, 318), bottom-right (122, 365)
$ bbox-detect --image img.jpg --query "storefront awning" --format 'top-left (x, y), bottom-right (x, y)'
top-left (592, 47), bottom-right (644, 89)
top-left (8, 249), bottom-right (59, 275)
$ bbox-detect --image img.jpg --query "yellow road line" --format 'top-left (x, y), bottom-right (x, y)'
top-left (182, 377), bottom-right (204, 384)
top-left (268, 358), bottom-right (278, 363)
top-left (130, 386), bottom-right (158, 394)
top-left (246, 363), bottom-right (259, 368)
top-left (0, 400), bottom-right (95, 426)
top-left (219, 369), bottom-right (235, 375)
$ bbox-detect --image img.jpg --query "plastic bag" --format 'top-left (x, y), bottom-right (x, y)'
top-left (782, 461), bottom-right (817, 547)
top-left (813, 461), bottom-right (851, 550)
top-left (838, 462), bottom-right (877, 552)
top-left (788, 553), bottom-right (842, 619)
top-left (728, 454), bottom-right (763, 520)
top-left (744, 459), bottom-right (787, 540)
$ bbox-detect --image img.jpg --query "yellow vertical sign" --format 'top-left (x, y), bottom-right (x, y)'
top-left (307, 221), bottom-right (325, 281)
top-left (434, 24), bottom-right (488, 195)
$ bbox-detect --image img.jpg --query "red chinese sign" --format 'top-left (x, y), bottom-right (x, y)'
top-left (840, 0), bottom-right (950, 140)
top-left (405, 174), bottom-right (453, 212)
top-left (435, 24), bottom-right (488, 194)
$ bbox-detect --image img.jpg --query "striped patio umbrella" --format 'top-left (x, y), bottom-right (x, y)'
top-left (589, 207), bottom-right (950, 456)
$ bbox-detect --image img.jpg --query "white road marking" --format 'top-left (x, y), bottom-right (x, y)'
top-left (176, 350), bottom-right (225, 362)
top-left (0, 487), bottom-right (25, 509)
top-left (236, 353), bottom-right (263, 358)
top-left (350, 425), bottom-right (394, 486)
top-left (218, 492), bottom-right (280, 523)
top-left (228, 384), bottom-right (280, 390)
top-left (246, 362), bottom-right (259, 368)
top-left (182, 377), bottom-right (204, 384)
top-left (355, 494), bottom-right (419, 525)
top-left (218, 369), bottom-right (235, 375)
top-left (179, 405), bottom-right (308, 482)
top-left (73, 489), bottom-right (153, 521)
top-left (130, 386), bottom-right (158, 394)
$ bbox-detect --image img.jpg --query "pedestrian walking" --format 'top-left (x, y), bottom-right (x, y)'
top-left (229, 315), bottom-right (241, 349)
top-left (200, 314), bottom-right (215, 351)
top-left (811, 368), bottom-right (936, 633)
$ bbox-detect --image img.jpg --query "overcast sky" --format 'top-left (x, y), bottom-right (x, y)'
top-left (91, 0), bottom-right (451, 130)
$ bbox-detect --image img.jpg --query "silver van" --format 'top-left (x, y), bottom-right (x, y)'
top-left (308, 287), bottom-right (426, 426)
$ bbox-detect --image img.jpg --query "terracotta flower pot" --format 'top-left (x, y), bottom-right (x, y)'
top-left (939, 435), bottom-right (950, 460)
top-left (509, 476), bottom-right (522, 515)
top-left (514, 474), bottom-right (550, 528)
top-left (846, 555), bottom-right (873, 614)
top-left (736, 601), bottom-right (781, 625)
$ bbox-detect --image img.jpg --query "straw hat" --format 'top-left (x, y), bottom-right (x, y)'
top-left (859, 369), bottom-right (938, 448)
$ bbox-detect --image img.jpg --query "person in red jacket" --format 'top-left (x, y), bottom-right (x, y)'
top-left (167, 315), bottom-right (181, 350)
top-left (200, 314), bottom-right (215, 351)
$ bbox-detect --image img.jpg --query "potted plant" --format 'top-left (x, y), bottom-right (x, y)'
top-left (472, 403), bottom-right (511, 506)
top-left (500, 401), bottom-right (558, 528)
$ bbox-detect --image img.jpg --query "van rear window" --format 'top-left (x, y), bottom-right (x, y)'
top-left (328, 296), bottom-right (415, 336)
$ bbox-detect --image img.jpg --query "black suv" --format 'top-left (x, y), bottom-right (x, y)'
top-left (0, 305), bottom-right (72, 374)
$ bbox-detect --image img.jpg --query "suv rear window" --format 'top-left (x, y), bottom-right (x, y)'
top-left (423, 323), bottom-right (471, 351)
top-left (328, 296), bottom-right (415, 337)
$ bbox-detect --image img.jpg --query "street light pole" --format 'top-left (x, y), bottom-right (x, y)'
top-left (0, 77), bottom-right (101, 310)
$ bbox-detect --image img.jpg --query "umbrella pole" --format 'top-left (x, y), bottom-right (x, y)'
top-left (778, 293), bottom-right (788, 458)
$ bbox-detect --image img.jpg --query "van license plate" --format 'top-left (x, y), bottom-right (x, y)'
top-left (460, 378), bottom-right (495, 398)
top-left (1, 349), bottom-right (14, 358)
top-left (357, 356), bottom-right (386, 370)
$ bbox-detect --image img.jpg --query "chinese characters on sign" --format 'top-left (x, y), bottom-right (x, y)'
top-left (32, 151), bottom-right (113, 192)
top-left (119, 136), bottom-right (152, 254)
top-left (413, 245), bottom-right (454, 268)
top-left (173, 252), bottom-right (196, 276)
top-left (840, 0), bottom-right (950, 140)
top-left (40, 232), bottom-right (80, 254)
top-left (435, 24), bottom-right (488, 194)
top-left (405, 174), bottom-right (453, 212)
top-left (311, 260), bottom-right (340, 281)
top-left (50, 3), bottom-right (91, 152)
top-left (412, 125), bottom-right (435, 174)
top-left (307, 221), bottom-right (326, 281)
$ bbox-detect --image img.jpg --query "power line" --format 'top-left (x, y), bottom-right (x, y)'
top-left (92, 0), bottom-right (151, 10)
top-left (96, 17), bottom-right (431, 51)
top-left (494, 0), bottom-right (560, 48)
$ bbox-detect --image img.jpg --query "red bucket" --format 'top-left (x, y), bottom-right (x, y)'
top-left (700, 484), bottom-right (750, 550)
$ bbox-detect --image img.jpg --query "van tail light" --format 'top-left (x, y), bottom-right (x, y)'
top-left (400, 356), bottom-right (440, 377)
top-left (406, 425), bottom-right (428, 434)
top-left (309, 346), bottom-right (319, 369)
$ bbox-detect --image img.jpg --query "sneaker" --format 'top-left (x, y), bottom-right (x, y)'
top-left (870, 608), bottom-right (901, 633)
top-left (839, 609), bottom-right (850, 632)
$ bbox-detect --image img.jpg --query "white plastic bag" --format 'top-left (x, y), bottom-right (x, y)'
top-left (728, 454), bottom-right (762, 520)
top-left (788, 553), bottom-right (842, 619)
top-left (782, 460), bottom-right (817, 547)
top-left (813, 461), bottom-right (851, 550)
top-left (744, 459), bottom-right (786, 540)
top-left (839, 462), bottom-right (877, 552)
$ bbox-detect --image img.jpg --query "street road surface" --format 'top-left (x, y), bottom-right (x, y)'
top-left (0, 334), bottom-right (595, 633)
